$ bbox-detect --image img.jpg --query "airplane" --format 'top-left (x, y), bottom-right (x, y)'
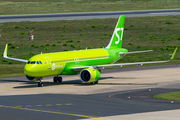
top-left (3, 15), bottom-right (177, 87)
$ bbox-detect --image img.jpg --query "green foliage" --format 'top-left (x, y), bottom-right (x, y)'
top-left (63, 43), bottom-right (67, 46)
top-left (149, 35), bottom-right (157, 40)
top-left (20, 31), bottom-right (25, 35)
top-left (57, 41), bottom-right (61, 43)
top-left (80, 34), bottom-right (83, 36)
top-left (32, 27), bottom-right (36, 29)
top-left (130, 25), bottom-right (133, 27)
top-left (165, 21), bottom-right (173, 24)
top-left (31, 44), bottom-right (39, 48)
top-left (88, 46), bottom-right (93, 49)
top-left (177, 37), bottom-right (180, 40)
top-left (124, 28), bottom-right (128, 30)
top-left (63, 25), bottom-right (66, 29)
top-left (3, 60), bottom-right (8, 62)
top-left (128, 43), bottom-right (133, 45)
top-left (104, 34), bottom-right (107, 36)
top-left (26, 26), bottom-right (30, 29)
top-left (8, 43), bottom-right (12, 46)
top-left (160, 47), bottom-right (165, 51)
top-left (45, 43), bottom-right (50, 46)
top-left (77, 40), bottom-right (81, 43)
top-left (29, 52), bottom-right (35, 56)
top-left (9, 62), bottom-right (13, 64)
top-left (61, 34), bottom-right (64, 37)
top-left (40, 45), bottom-right (46, 47)
top-left (79, 29), bottom-right (82, 31)
top-left (100, 45), bottom-right (104, 48)
top-left (100, 37), bottom-right (104, 39)
top-left (63, 30), bottom-right (66, 33)
top-left (15, 26), bottom-right (20, 29)
top-left (137, 46), bottom-right (141, 48)
top-left (52, 43), bottom-right (57, 46)
top-left (70, 44), bottom-right (76, 48)
top-left (22, 56), bottom-right (28, 60)
top-left (10, 46), bottom-right (16, 49)
top-left (45, 48), bottom-right (49, 50)
top-left (104, 25), bottom-right (108, 28)
top-left (64, 49), bottom-right (69, 51)
top-left (92, 25), bottom-right (98, 28)
top-left (84, 27), bottom-right (87, 29)
top-left (56, 26), bottom-right (60, 28)
top-left (66, 40), bottom-right (73, 43)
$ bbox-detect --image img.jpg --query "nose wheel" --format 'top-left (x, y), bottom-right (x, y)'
top-left (53, 76), bottom-right (62, 83)
top-left (38, 78), bottom-right (43, 87)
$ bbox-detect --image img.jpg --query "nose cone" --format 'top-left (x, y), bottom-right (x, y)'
top-left (24, 64), bottom-right (37, 77)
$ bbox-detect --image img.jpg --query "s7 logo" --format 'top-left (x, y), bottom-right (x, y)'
top-left (115, 28), bottom-right (124, 44)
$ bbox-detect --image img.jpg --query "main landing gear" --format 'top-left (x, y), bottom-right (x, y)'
top-left (53, 76), bottom-right (62, 83)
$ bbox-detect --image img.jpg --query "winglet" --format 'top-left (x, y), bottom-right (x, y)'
top-left (170, 47), bottom-right (177, 60)
top-left (3, 44), bottom-right (8, 58)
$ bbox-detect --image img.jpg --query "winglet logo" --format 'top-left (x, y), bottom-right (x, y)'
top-left (115, 28), bottom-right (124, 44)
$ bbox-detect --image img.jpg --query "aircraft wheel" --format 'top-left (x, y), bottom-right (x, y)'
top-left (38, 83), bottom-right (43, 87)
top-left (94, 80), bottom-right (98, 84)
top-left (57, 76), bottom-right (62, 83)
top-left (53, 76), bottom-right (58, 83)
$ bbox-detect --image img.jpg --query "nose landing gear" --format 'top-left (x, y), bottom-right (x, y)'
top-left (37, 77), bottom-right (43, 87)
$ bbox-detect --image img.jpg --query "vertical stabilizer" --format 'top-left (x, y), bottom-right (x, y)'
top-left (106, 15), bottom-right (125, 49)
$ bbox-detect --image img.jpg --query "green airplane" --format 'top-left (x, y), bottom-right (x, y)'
top-left (3, 15), bottom-right (177, 87)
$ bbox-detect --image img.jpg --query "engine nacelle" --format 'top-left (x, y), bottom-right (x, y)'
top-left (80, 68), bottom-right (100, 83)
top-left (26, 75), bottom-right (35, 81)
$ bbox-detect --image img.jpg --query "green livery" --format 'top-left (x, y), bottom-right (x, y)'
top-left (3, 15), bottom-right (177, 87)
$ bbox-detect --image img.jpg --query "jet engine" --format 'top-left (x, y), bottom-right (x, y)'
top-left (26, 75), bottom-right (35, 81)
top-left (80, 68), bottom-right (100, 83)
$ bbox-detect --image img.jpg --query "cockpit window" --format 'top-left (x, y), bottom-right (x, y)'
top-left (27, 61), bottom-right (42, 64)
top-left (31, 61), bottom-right (35, 64)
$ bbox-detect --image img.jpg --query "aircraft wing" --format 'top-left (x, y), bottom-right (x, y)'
top-left (3, 44), bottom-right (28, 63)
top-left (119, 50), bottom-right (153, 55)
top-left (73, 48), bottom-right (177, 71)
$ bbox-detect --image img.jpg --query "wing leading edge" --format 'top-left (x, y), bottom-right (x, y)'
top-left (73, 48), bottom-right (177, 71)
top-left (3, 44), bottom-right (28, 63)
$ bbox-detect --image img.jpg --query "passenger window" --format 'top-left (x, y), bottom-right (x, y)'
top-left (27, 61), bottom-right (30, 64)
top-left (39, 61), bottom-right (42, 64)
top-left (36, 61), bottom-right (39, 64)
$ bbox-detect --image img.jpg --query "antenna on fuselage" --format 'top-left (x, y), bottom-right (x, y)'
top-left (86, 47), bottom-right (87, 50)
top-left (41, 52), bottom-right (42, 54)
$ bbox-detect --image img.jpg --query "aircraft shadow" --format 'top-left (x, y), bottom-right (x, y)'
top-left (12, 76), bottom-right (154, 89)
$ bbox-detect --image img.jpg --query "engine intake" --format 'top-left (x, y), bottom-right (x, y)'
top-left (80, 68), bottom-right (100, 83)
top-left (26, 75), bottom-right (35, 81)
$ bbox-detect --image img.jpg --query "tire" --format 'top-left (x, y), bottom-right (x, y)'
top-left (38, 83), bottom-right (43, 87)
top-left (57, 77), bottom-right (62, 83)
top-left (53, 76), bottom-right (58, 83)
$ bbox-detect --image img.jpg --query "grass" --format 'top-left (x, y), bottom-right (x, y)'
top-left (0, 15), bottom-right (180, 77)
top-left (0, 0), bottom-right (180, 15)
top-left (153, 91), bottom-right (180, 101)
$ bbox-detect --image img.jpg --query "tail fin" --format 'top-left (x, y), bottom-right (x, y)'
top-left (106, 15), bottom-right (125, 49)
